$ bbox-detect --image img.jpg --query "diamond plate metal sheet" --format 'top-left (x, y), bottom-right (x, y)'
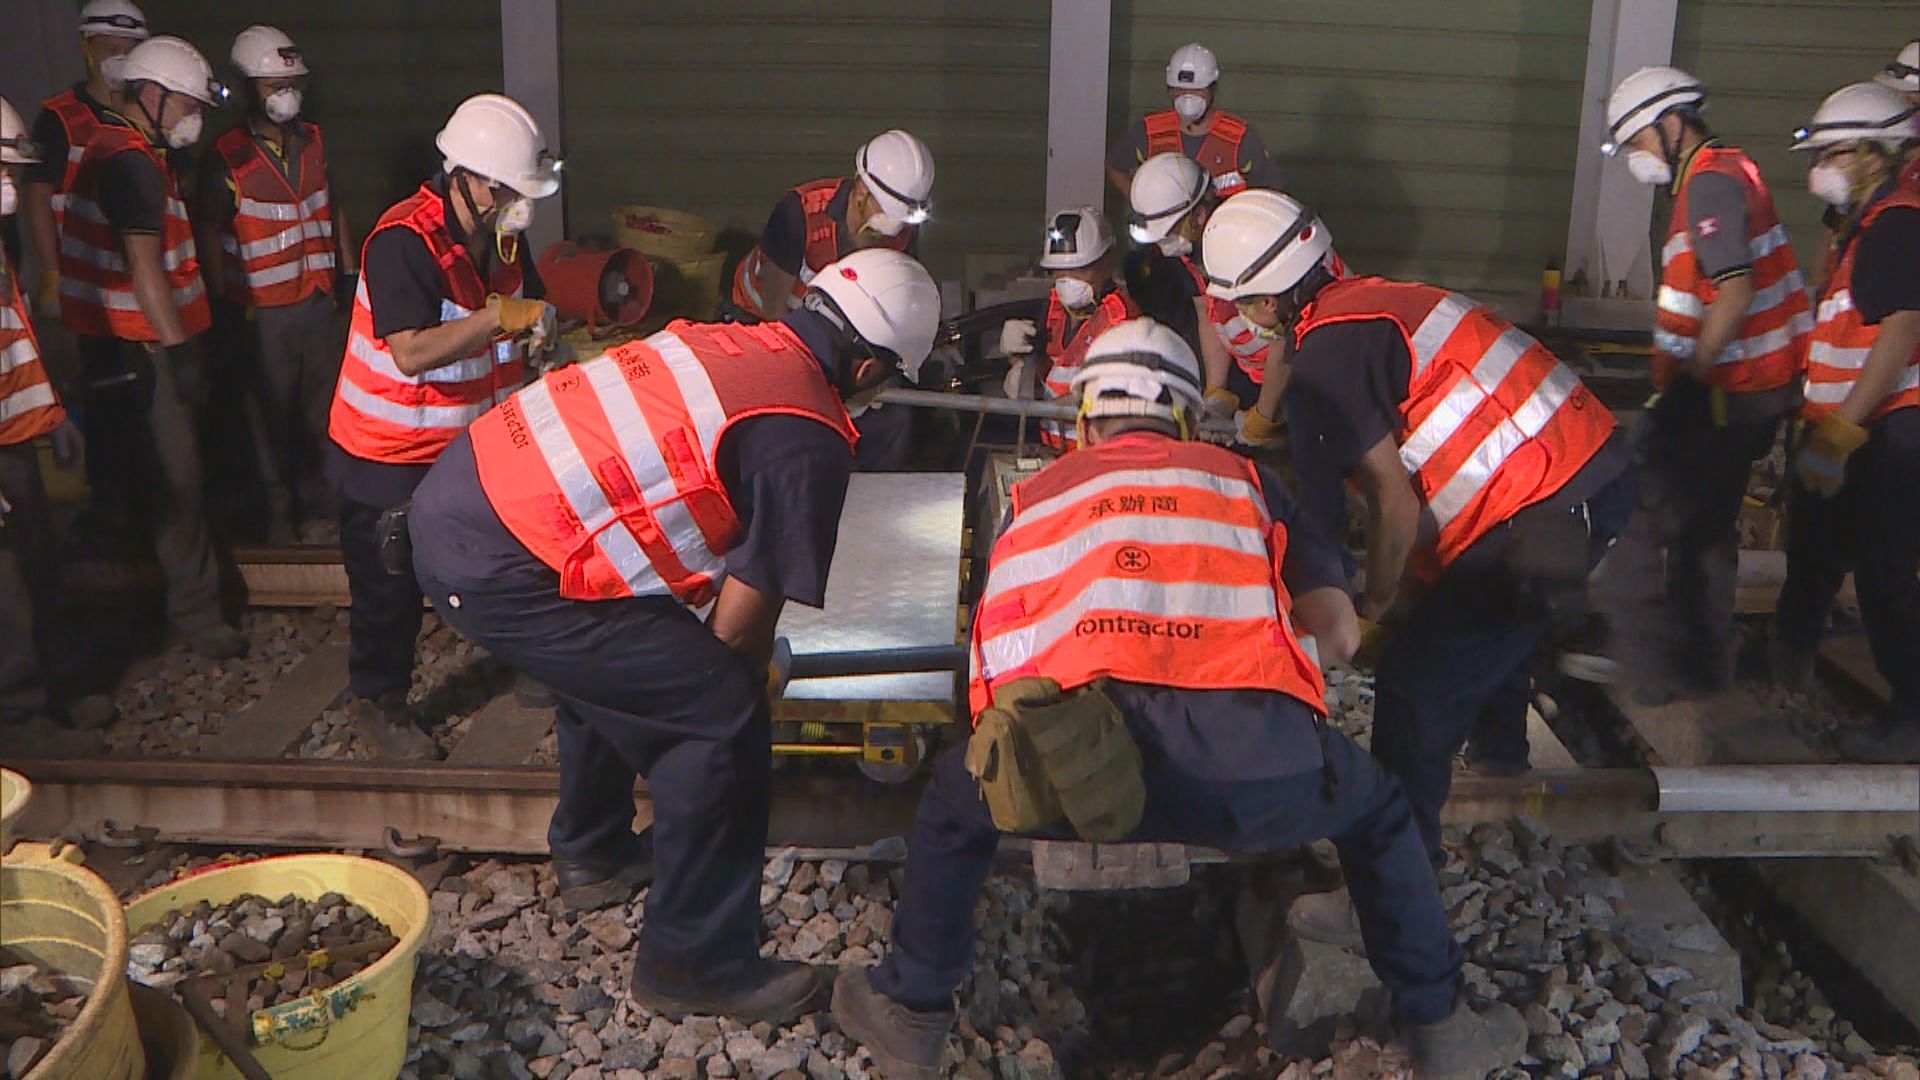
top-left (778, 473), bottom-right (966, 702)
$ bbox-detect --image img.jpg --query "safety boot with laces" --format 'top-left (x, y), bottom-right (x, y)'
top-left (629, 957), bottom-right (826, 1025)
top-left (1406, 1000), bottom-right (1527, 1080)
top-left (831, 968), bottom-right (953, 1080)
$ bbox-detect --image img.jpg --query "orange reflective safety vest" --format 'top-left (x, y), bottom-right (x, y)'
top-left (56, 121), bottom-right (211, 342)
top-left (1653, 146), bottom-right (1811, 393)
top-left (1040, 287), bottom-right (1138, 451)
top-left (1296, 277), bottom-right (1616, 572)
top-left (1188, 251), bottom-right (1352, 385)
top-left (0, 284), bottom-right (67, 447)
top-left (1802, 168), bottom-right (1920, 424)
top-left (211, 123), bottom-right (337, 308)
top-left (41, 89), bottom-right (102, 225)
top-left (1144, 109), bottom-right (1252, 198)
top-left (730, 177), bottom-right (916, 320)
top-left (327, 184), bottom-right (527, 465)
top-left (469, 320), bottom-right (858, 604)
top-left (968, 432), bottom-right (1325, 719)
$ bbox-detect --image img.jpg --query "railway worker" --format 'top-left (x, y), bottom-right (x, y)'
top-left (51, 36), bottom-right (247, 660)
top-left (408, 248), bottom-right (941, 1020)
top-left (831, 317), bottom-right (1528, 1080)
top-left (729, 130), bottom-right (933, 471)
top-left (1877, 40), bottom-right (1920, 109)
top-left (22, 0), bottom-right (149, 320)
top-left (999, 206), bottom-right (1136, 451)
top-left (324, 93), bottom-right (557, 758)
top-left (195, 25), bottom-right (353, 544)
top-left (0, 97), bottom-right (99, 730)
top-left (1598, 67), bottom-right (1812, 703)
top-left (1106, 42), bottom-right (1283, 200)
top-left (1771, 84), bottom-right (1920, 764)
top-left (1201, 190), bottom-right (1633, 864)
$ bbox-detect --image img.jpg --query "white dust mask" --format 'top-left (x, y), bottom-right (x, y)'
top-left (1173, 94), bottom-right (1208, 123)
top-left (1808, 163), bottom-right (1854, 209)
top-left (1053, 276), bottom-right (1096, 311)
top-left (1156, 234), bottom-right (1193, 258)
top-left (1625, 149), bottom-right (1672, 186)
top-left (263, 88), bottom-right (302, 123)
top-left (165, 111), bottom-right (203, 149)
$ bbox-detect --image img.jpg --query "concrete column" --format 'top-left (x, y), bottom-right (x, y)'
top-left (1563, 0), bottom-right (1679, 308)
top-left (1045, 0), bottom-right (1111, 216)
top-left (500, 0), bottom-right (566, 255)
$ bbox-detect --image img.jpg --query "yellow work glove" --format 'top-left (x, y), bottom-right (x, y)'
top-left (488, 293), bottom-right (551, 337)
top-left (36, 270), bottom-right (61, 317)
top-left (1235, 405), bottom-right (1284, 447)
top-left (765, 636), bottom-right (793, 700)
top-left (1796, 414), bottom-right (1868, 498)
top-left (1203, 387), bottom-right (1240, 419)
top-left (1351, 617), bottom-right (1394, 670)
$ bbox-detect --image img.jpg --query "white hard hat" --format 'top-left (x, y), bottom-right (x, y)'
top-left (1071, 317), bottom-right (1205, 427)
top-left (79, 0), bottom-right (148, 40)
top-left (1793, 82), bottom-right (1919, 153)
top-left (1166, 43), bottom-right (1220, 90)
top-left (1874, 40), bottom-right (1920, 93)
top-left (2, 97), bottom-right (42, 165)
top-left (1201, 190), bottom-right (1333, 301)
top-left (1128, 153), bottom-right (1210, 243)
top-left (1603, 66), bottom-right (1705, 155)
top-left (1039, 206), bottom-right (1114, 270)
top-left (121, 36), bottom-right (226, 106)
top-left (806, 248), bottom-right (942, 384)
top-left (437, 93), bottom-right (561, 199)
top-left (855, 129), bottom-right (934, 225)
top-left (232, 25), bottom-right (308, 79)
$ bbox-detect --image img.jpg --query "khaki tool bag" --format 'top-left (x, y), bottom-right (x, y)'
top-left (965, 678), bottom-right (1147, 843)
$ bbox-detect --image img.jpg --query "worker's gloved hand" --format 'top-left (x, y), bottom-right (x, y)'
top-left (49, 419), bottom-right (84, 469)
top-left (765, 636), bottom-right (793, 700)
top-left (1003, 357), bottom-right (1029, 400)
top-left (35, 270), bottom-right (61, 317)
top-left (489, 294), bottom-right (553, 338)
top-left (1203, 387), bottom-right (1239, 419)
top-left (1235, 405), bottom-right (1284, 447)
top-left (999, 318), bottom-right (1036, 358)
top-left (1796, 414), bottom-right (1869, 498)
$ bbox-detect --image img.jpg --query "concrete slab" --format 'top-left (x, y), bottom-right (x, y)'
top-left (1616, 866), bottom-right (1744, 1007)
top-left (1029, 840), bottom-right (1189, 890)
top-left (206, 643), bottom-right (348, 760)
top-left (1761, 859), bottom-right (1920, 1027)
top-left (445, 695), bottom-right (554, 766)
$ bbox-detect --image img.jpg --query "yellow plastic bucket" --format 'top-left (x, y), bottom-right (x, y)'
top-left (2, 841), bottom-right (146, 1080)
top-left (612, 204), bottom-right (719, 261)
top-left (650, 252), bottom-right (729, 321)
top-left (122, 854), bottom-right (431, 1080)
top-left (2, 767), bottom-right (30, 855)
top-left (129, 983), bottom-right (199, 1080)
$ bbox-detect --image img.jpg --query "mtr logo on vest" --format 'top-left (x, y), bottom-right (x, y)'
top-left (1074, 614), bottom-right (1206, 640)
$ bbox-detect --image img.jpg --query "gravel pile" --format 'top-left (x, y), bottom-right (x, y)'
top-left (0, 951), bottom-right (87, 1077)
top-left (127, 892), bottom-right (398, 1017)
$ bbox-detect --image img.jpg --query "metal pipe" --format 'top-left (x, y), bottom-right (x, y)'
top-left (1654, 765), bottom-right (1920, 813)
top-left (877, 388), bottom-right (1238, 440)
top-left (789, 645), bottom-right (965, 680)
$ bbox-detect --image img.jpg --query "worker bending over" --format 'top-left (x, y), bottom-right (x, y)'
top-left (1107, 43), bottom-right (1283, 199)
top-left (1599, 67), bottom-right (1811, 702)
top-left (196, 25), bottom-right (353, 543)
top-left (324, 94), bottom-right (557, 757)
top-left (832, 318), bottom-right (1526, 1080)
top-left (1000, 206), bottom-right (1135, 450)
top-left (1203, 190), bottom-right (1632, 861)
top-left (408, 249), bottom-right (941, 1022)
top-left (1772, 84), bottom-right (1920, 763)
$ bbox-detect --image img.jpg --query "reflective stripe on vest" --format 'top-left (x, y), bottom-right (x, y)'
top-left (43, 91), bottom-right (100, 222)
top-left (215, 126), bottom-right (338, 307)
top-left (730, 177), bottom-right (914, 320)
top-left (1800, 173), bottom-right (1920, 422)
top-left (326, 185), bottom-right (525, 465)
top-left (0, 289), bottom-right (66, 446)
top-left (968, 434), bottom-right (1324, 717)
top-left (1654, 146), bottom-right (1812, 393)
top-left (1040, 288), bottom-right (1137, 450)
top-left (468, 319), bottom-right (860, 603)
top-left (1143, 110), bottom-right (1251, 198)
top-left (1296, 277), bottom-right (1616, 572)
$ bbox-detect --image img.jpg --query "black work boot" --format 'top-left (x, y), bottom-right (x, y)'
top-left (831, 967), bottom-right (954, 1080)
top-left (629, 957), bottom-right (825, 1025)
top-left (347, 692), bottom-right (439, 760)
top-left (554, 855), bottom-right (653, 912)
top-left (1406, 1000), bottom-right (1527, 1080)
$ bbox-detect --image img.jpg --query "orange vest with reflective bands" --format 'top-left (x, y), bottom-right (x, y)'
top-left (968, 432), bottom-right (1325, 719)
top-left (730, 177), bottom-right (916, 320)
top-left (56, 122), bottom-right (210, 342)
top-left (469, 320), bottom-right (858, 604)
top-left (1296, 278), bottom-right (1616, 572)
top-left (1144, 109), bottom-right (1251, 198)
top-left (41, 90), bottom-right (102, 223)
top-left (0, 283), bottom-right (67, 447)
top-left (1654, 146), bottom-right (1811, 393)
top-left (1802, 167), bottom-right (1920, 424)
top-left (1189, 251), bottom-right (1353, 385)
top-left (212, 123), bottom-right (337, 308)
top-left (1041, 287), bottom-right (1138, 451)
top-left (327, 184), bottom-right (526, 465)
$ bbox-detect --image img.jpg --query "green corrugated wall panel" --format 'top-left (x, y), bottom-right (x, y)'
top-left (1672, 1), bottom-right (1908, 283)
top-left (130, 2), bottom-right (502, 244)
top-left (1109, 1), bottom-right (1592, 294)
top-left (558, 2), bottom-right (1050, 283)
